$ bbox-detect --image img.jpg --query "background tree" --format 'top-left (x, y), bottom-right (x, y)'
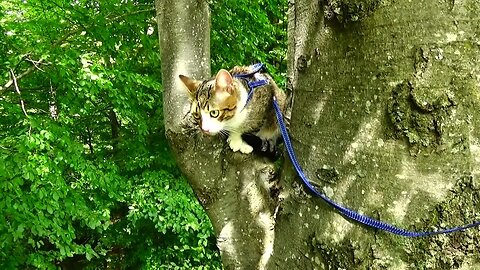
top-left (157, 0), bottom-right (286, 268)
top-left (159, 0), bottom-right (480, 269)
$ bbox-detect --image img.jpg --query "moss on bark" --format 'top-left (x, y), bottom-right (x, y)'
top-left (271, 0), bottom-right (480, 269)
top-left (324, 0), bottom-right (381, 23)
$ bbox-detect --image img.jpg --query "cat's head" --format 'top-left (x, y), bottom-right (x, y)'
top-left (179, 69), bottom-right (240, 135)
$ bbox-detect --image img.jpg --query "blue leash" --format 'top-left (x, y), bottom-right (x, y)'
top-left (272, 97), bottom-right (480, 237)
top-left (233, 63), bottom-right (480, 237)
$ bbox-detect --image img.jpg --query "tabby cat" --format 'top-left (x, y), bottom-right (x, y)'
top-left (179, 65), bottom-right (286, 154)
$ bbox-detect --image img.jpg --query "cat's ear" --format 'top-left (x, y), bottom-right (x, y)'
top-left (179, 75), bottom-right (200, 96)
top-left (215, 69), bottom-right (234, 93)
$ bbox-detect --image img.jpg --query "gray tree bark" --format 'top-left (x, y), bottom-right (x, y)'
top-left (156, 1), bottom-right (280, 269)
top-left (269, 0), bottom-right (480, 269)
top-left (157, 0), bottom-right (480, 269)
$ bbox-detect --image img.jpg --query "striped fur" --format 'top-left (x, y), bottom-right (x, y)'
top-left (179, 66), bottom-right (286, 153)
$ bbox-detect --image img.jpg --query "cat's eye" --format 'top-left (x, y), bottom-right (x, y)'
top-left (192, 112), bottom-right (201, 120)
top-left (209, 110), bottom-right (220, 118)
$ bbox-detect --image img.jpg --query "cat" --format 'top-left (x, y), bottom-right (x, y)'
top-left (179, 65), bottom-right (286, 154)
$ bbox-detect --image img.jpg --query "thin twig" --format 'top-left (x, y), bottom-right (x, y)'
top-left (0, 145), bottom-right (13, 152)
top-left (9, 69), bottom-right (29, 118)
top-left (1, 59), bottom-right (45, 95)
top-left (26, 58), bottom-right (46, 72)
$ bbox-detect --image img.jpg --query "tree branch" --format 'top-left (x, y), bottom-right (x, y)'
top-left (26, 57), bottom-right (46, 72)
top-left (1, 57), bottom-right (48, 96)
top-left (9, 69), bottom-right (29, 118)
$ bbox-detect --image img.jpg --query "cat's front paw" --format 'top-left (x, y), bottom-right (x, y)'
top-left (228, 137), bottom-right (253, 154)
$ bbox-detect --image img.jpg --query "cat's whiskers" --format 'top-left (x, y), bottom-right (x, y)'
top-left (219, 130), bottom-right (229, 138)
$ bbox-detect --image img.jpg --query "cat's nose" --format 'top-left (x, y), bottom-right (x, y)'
top-left (201, 127), bottom-right (213, 135)
top-left (201, 122), bottom-right (216, 135)
top-left (201, 123), bottom-right (210, 132)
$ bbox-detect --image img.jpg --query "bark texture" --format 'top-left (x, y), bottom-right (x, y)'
top-left (268, 0), bottom-right (480, 269)
top-left (157, 0), bottom-right (480, 269)
top-left (156, 1), bottom-right (280, 268)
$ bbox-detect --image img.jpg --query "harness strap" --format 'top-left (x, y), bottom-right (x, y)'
top-left (272, 97), bottom-right (480, 237)
top-left (244, 79), bottom-right (268, 104)
top-left (233, 63), bottom-right (269, 107)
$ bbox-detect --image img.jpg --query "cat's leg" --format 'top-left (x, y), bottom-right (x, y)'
top-left (256, 110), bottom-right (280, 152)
top-left (228, 132), bottom-right (253, 154)
top-left (256, 128), bottom-right (279, 152)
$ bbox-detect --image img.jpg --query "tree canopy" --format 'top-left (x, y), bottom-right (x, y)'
top-left (0, 0), bottom-right (285, 268)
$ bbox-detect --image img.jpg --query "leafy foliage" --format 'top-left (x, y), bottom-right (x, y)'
top-left (0, 0), bottom-right (286, 269)
top-left (210, 0), bottom-right (287, 87)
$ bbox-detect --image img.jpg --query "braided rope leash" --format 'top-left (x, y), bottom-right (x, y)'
top-left (272, 97), bottom-right (480, 237)
top-left (235, 62), bottom-right (480, 236)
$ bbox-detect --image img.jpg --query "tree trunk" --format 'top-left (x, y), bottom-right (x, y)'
top-left (268, 0), bottom-right (480, 269)
top-left (156, 1), bottom-right (280, 269)
top-left (157, 0), bottom-right (480, 269)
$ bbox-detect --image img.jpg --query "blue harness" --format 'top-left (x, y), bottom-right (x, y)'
top-left (239, 63), bottom-right (480, 237)
top-left (233, 63), bottom-right (269, 105)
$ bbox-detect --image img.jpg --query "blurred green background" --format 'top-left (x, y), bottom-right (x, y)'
top-left (0, 0), bottom-right (286, 268)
